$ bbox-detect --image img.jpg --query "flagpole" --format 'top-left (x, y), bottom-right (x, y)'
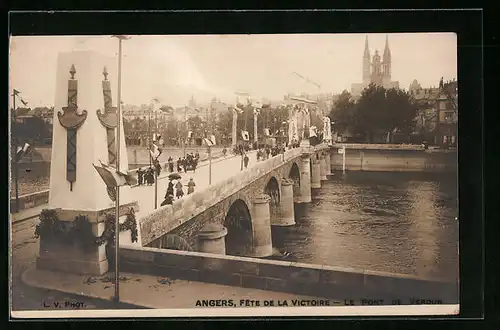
top-left (184, 107), bottom-right (187, 158)
top-left (148, 104), bottom-right (152, 167)
top-left (11, 90), bottom-right (20, 213)
top-left (208, 104), bottom-right (212, 185)
top-left (154, 157), bottom-right (158, 209)
top-left (112, 34), bottom-right (129, 304)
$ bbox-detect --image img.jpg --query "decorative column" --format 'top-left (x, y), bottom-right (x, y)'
top-left (253, 109), bottom-right (258, 143)
top-left (297, 153), bottom-right (312, 203)
top-left (96, 67), bottom-right (118, 201)
top-left (325, 148), bottom-right (333, 176)
top-left (251, 194), bottom-right (273, 257)
top-left (57, 65), bottom-right (88, 191)
top-left (311, 154), bottom-right (321, 189)
top-left (232, 108), bottom-right (238, 146)
top-left (39, 52), bottom-right (138, 276)
top-left (319, 152), bottom-right (328, 181)
top-left (197, 223), bottom-right (228, 255)
top-left (274, 179), bottom-right (295, 226)
top-left (300, 105), bottom-right (311, 147)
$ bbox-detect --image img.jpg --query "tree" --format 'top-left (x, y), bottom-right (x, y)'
top-left (383, 88), bottom-right (419, 142)
top-left (215, 109), bottom-right (233, 146)
top-left (355, 84), bottom-right (387, 142)
top-left (329, 90), bottom-right (356, 136)
top-left (187, 115), bottom-right (204, 138)
top-left (163, 116), bottom-right (180, 146)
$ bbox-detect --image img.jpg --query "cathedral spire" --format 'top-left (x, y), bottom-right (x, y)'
top-left (364, 35), bottom-right (370, 58)
top-left (383, 34), bottom-right (391, 62)
top-left (362, 35), bottom-right (371, 83)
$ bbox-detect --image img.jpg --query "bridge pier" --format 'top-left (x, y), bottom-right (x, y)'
top-left (319, 153), bottom-right (328, 181)
top-left (274, 179), bottom-right (295, 226)
top-left (297, 154), bottom-right (312, 203)
top-left (197, 223), bottom-right (228, 255)
top-left (251, 194), bottom-right (273, 257)
top-left (311, 156), bottom-right (322, 189)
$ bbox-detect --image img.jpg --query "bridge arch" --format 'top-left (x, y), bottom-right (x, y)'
top-left (224, 199), bottom-right (253, 256)
top-left (264, 176), bottom-right (280, 223)
top-left (149, 234), bottom-right (194, 251)
top-left (289, 162), bottom-right (301, 199)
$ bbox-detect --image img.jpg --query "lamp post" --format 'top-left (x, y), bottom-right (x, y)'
top-left (148, 104), bottom-right (152, 167)
top-left (11, 90), bottom-right (20, 213)
top-left (111, 34), bottom-right (130, 304)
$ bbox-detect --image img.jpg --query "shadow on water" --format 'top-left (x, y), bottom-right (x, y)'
top-left (266, 171), bottom-right (459, 282)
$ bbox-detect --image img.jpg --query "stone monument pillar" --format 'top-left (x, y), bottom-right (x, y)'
top-left (325, 148), bottom-right (333, 176)
top-left (311, 155), bottom-right (322, 189)
top-left (251, 194), bottom-right (273, 257)
top-left (197, 223), bottom-right (228, 255)
top-left (274, 179), bottom-right (295, 226)
top-left (232, 109), bottom-right (238, 146)
top-left (253, 111), bottom-right (258, 143)
top-left (319, 153), bottom-right (328, 181)
top-left (297, 153), bottom-right (312, 203)
top-left (38, 51), bottom-right (137, 276)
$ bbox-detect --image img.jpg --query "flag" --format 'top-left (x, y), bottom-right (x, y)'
top-left (150, 143), bottom-right (162, 159)
top-left (253, 107), bottom-right (260, 116)
top-left (241, 131), bottom-right (250, 141)
top-left (233, 104), bottom-right (244, 113)
top-left (309, 126), bottom-right (317, 138)
top-left (93, 160), bottom-right (137, 187)
top-left (16, 142), bottom-right (31, 157)
top-left (204, 135), bottom-right (216, 146)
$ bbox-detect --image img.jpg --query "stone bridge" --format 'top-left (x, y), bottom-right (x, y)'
top-left (139, 143), bottom-right (333, 258)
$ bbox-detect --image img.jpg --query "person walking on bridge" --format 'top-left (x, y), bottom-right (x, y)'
top-left (243, 153), bottom-right (249, 169)
top-left (175, 180), bottom-right (184, 199)
top-left (176, 157), bottom-right (182, 172)
top-left (187, 177), bottom-right (196, 195)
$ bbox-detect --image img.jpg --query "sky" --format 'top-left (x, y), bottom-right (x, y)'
top-left (9, 33), bottom-right (457, 108)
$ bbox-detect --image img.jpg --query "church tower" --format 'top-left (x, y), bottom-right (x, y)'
top-left (382, 34), bottom-right (392, 84)
top-left (371, 50), bottom-right (383, 86)
top-left (362, 35), bottom-right (371, 84)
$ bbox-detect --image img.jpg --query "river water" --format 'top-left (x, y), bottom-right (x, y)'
top-left (271, 171), bottom-right (459, 282)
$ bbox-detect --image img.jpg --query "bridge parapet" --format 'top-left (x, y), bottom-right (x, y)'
top-left (140, 147), bottom-right (306, 246)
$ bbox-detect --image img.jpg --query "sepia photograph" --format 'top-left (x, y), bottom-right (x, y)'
top-left (9, 32), bottom-right (459, 318)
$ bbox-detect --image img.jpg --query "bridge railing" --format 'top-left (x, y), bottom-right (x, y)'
top-left (139, 146), bottom-right (307, 246)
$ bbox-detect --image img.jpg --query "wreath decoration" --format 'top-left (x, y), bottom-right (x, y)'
top-left (34, 208), bottom-right (138, 252)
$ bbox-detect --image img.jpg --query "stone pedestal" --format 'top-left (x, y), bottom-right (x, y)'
top-left (197, 223), bottom-right (228, 255)
top-left (37, 51), bottom-right (137, 276)
top-left (325, 149), bottom-right (333, 176)
top-left (300, 139), bottom-right (311, 148)
top-left (297, 154), bottom-right (312, 203)
top-left (36, 202), bottom-right (137, 275)
top-left (320, 153), bottom-right (328, 181)
top-left (251, 194), bottom-right (273, 257)
top-left (275, 179), bottom-right (295, 226)
top-left (311, 156), bottom-right (322, 189)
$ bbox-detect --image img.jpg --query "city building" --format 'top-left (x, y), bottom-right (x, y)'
top-left (351, 35), bottom-right (400, 97)
top-left (409, 78), bottom-right (457, 147)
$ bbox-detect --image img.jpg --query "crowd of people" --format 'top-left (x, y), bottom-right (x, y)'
top-left (256, 145), bottom-right (287, 162)
top-left (136, 167), bottom-right (156, 185)
top-left (140, 142), bottom-right (301, 206)
top-left (161, 177), bottom-right (197, 206)
top-left (166, 152), bottom-right (200, 174)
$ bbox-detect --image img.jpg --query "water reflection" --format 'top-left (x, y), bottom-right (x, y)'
top-left (271, 171), bottom-right (458, 281)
